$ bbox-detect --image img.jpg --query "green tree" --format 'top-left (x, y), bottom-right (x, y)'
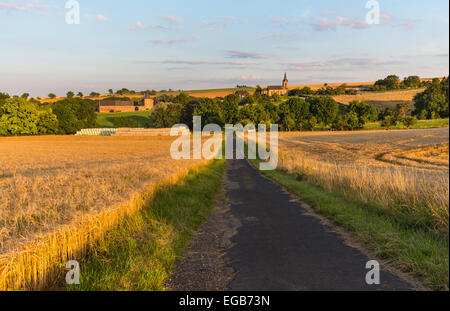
top-left (374, 75), bottom-right (400, 90)
top-left (413, 78), bottom-right (449, 119)
top-left (348, 101), bottom-right (378, 126)
top-left (0, 97), bottom-right (39, 136)
top-left (0, 92), bottom-right (10, 106)
top-left (220, 94), bottom-right (240, 124)
top-left (152, 103), bottom-right (183, 128)
top-left (332, 111), bottom-right (360, 131)
top-left (77, 92), bottom-right (84, 97)
top-left (66, 91), bottom-right (74, 98)
top-left (52, 98), bottom-right (97, 134)
top-left (174, 92), bottom-right (191, 105)
top-left (403, 76), bottom-right (421, 88)
top-left (37, 110), bottom-right (59, 134)
top-left (308, 96), bottom-right (338, 126)
top-left (21, 93), bottom-right (30, 99)
top-left (48, 93), bottom-right (56, 99)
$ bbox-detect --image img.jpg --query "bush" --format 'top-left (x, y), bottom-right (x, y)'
top-left (402, 116), bottom-right (417, 128)
top-left (381, 116), bottom-right (397, 129)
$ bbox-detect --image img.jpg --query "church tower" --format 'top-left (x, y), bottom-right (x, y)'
top-left (282, 72), bottom-right (288, 89)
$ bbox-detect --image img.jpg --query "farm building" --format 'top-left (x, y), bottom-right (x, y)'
top-left (235, 90), bottom-right (250, 100)
top-left (262, 73), bottom-right (289, 96)
top-left (97, 93), bottom-right (154, 113)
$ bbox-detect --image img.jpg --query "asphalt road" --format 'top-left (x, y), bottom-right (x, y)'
top-left (223, 158), bottom-right (416, 291)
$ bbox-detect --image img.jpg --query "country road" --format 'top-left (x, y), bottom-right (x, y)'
top-left (168, 158), bottom-right (420, 291)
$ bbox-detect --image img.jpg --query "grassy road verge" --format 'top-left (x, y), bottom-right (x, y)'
top-left (248, 156), bottom-right (449, 290)
top-left (67, 159), bottom-right (225, 291)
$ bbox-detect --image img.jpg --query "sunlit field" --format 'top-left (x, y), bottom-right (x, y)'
top-left (276, 128), bottom-right (449, 236)
top-left (0, 136), bottom-right (209, 290)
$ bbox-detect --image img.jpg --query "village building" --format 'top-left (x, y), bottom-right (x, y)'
top-left (97, 93), bottom-right (154, 113)
top-left (262, 73), bottom-right (289, 96)
top-left (235, 90), bottom-right (250, 100)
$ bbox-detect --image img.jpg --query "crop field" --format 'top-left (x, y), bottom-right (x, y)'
top-left (333, 88), bottom-right (425, 111)
top-left (277, 128), bottom-right (449, 236)
top-left (288, 81), bottom-right (374, 90)
top-left (0, 136), bottom-right (209, 290)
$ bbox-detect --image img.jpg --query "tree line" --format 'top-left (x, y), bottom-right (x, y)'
top-left (0, 94), bottom-right (97, 136)
top-left (150, 92), bottom-right (380, 131)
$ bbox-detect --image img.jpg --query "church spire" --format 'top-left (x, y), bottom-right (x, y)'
top-left (283, 72), bottom-right (288, 88)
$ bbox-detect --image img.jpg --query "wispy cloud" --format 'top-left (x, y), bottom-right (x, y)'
top-left (258, 33), bottom-right (308, 41)
top-left (95, 14), bottom-right (107, 22)
top-left (201, 16), bottom-right (237, 31)
top-left (84, 13), bottom-right (108, 22)
top-left (128, 21), bottom-right (169, 31)
top-left (0, 1), bottom-right (56, 12)
top-left (143, 59), bottom-right (260, 66)
top-left (0, 1), bottom-right (27, 11)
top-left (269, 15), bottom-right (299, 26)
top-left (283, 58), bottom-right (407, 71)
top-left (227, 50), bottom-right (268, 59)
top-left (159, 14), bottom-right (183, 25)
top-left (311, 15), bottom-right (368, 31)
top-left (310, 10), bottom-right (422, 32)
top-left (149, 36), bottom-right (200, 44)
top-left (129, 14), bottom-right (183, 31)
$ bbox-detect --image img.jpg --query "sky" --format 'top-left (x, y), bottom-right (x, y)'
top-left (0, 0), bottom-right (449, 97)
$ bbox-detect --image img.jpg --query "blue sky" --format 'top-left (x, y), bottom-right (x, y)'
top-left (0, 0), bottom-right (448, 97)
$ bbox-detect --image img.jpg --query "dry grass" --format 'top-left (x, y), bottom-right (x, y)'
top-left (276, 129), bottom-right (449, 236)
top-left (0, 136), bottom-right (209, 290)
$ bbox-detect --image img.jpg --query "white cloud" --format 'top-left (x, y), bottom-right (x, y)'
top-left (201, 17), bottom-right (237, 31)
top-left (0, 1), bottom-right (26, 11)
top-left (227, 50), bottom-right (268, 59)
top-left (143, 59), bottom-right (259, 66)
top-left (149, 36), bottom-right (200, 44)
top-left (128, 21), bottom-right (169, 31)
top-left (159, 14), bottom-right (183, 25)
top-left (311, 15), bottom-right (368, 31)
top-left (269, 15), bottom-right (299, 26)
top-left (95, 14), bottom-right (107, 21)
top-left (282, 58), bottom-right (407, 71)
top-left (0, 1), bottom-right (56, 12)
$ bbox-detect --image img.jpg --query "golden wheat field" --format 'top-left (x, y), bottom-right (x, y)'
top-left (276, 128), bottom-right (449, 235)
top-left (0, 136), bottom-right (209, 290)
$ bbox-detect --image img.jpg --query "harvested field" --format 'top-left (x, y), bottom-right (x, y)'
top-left (333, 89), bottom-right (424, 111)
top-left (276, 128), bottom-right (449, 236)
top-left (189, 90), bottom-right (235, 98)
top-left (0, 136), bottom-right (210, 290)
top-left (288, 82), bottom-right (374, 91)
